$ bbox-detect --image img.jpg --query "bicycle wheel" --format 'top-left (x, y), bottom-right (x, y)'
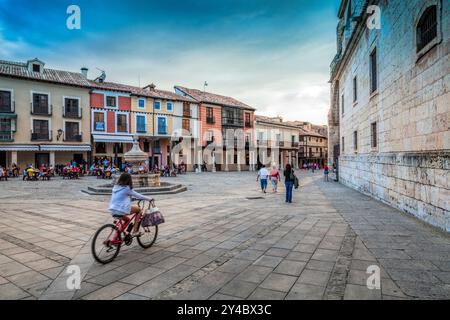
top-left (91, 224), bottom-right (122, 264)
top-left (136, 222), bottom-right (158, 249)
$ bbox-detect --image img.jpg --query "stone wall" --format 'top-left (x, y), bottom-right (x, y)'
top-left (330, 0), bottom-right (450, 231)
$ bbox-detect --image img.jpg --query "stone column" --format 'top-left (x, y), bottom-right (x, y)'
top-left (11, 151), bottom-right (17, 166)
top-left (50, 151), bottom-right (55, 167)
top-left (212, 152), bottom-right (216, 172)
top-left (237, 151), bottom-right (241, 172)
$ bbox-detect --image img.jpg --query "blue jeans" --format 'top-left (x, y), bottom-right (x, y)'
top-left (285, 181), bottom-right (294, 203)
top-left (260, 178), bottom-right (268, 191)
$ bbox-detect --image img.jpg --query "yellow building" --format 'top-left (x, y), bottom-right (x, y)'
top-left (0, 59), bottom-right (91, 170)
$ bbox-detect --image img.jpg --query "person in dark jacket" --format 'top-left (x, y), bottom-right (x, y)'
top-left (284, 164), bottom-right (295, 203)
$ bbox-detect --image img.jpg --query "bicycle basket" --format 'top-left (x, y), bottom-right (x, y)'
top-left (142, 206), bottom-right (165, 227)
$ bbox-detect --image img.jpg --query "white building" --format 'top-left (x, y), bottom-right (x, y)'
top-left (328, 0), bottom-right (450, 231)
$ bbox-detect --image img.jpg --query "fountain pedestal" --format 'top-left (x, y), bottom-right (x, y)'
top-left (124, 137), bottom-right (160, 187)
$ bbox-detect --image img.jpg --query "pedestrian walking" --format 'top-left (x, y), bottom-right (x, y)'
top-left (269, 164), bottom-right (280, 193)
top-left (257, 165), bottom-right (269, 193)
top-left (324, 164), bottom-right (329, 182)
top-left (284, 164), bottom-right (296, 203)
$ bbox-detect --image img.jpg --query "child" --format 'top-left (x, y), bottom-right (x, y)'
top-left (269, 165), bottom-right (280, 193)
top-left (324, 165), bottom-right (329, 182)
top-left (109, 173), bottom-right (153, 236)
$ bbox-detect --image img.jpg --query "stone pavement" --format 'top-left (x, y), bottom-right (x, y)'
top-left (0, 171), bottom-right (449, 300)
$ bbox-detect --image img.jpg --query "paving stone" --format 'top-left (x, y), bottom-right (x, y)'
top-left (209, 293), bottom-right (243, 300)
top-left (306, 260), bottom-right (335, 272)
top-left (82, 282), bottom-right (135, 300)
top-left (120, 266), bottom-right (166, 285)
top-left (0, 282), bottom-right (30, 299)
top-left (114, 293), bottom-right (149, 300)
top-left (344, 284), bottom-right (382, 300)
top-left (152, 256), bottom-right (187, 270)
top-left (0, 261), bottom-right (31, 277)
top-left (7, 270), bottom-right (50, 287)
top-left (259, 273), bottom-right (297, 292)
top-left (235, 266), bottom-right (273, 284)
top-left (217, 259), bottom-right (252, 274)
top-left (274, 260), bottom-right (306, 276)
top-left (183, 254), bottom-right (216, 268)
top-left (286, 284), bottom-right (325, 300)
top-left (235, 249), bottom-right (265, 261)
top-left (253, 255), bottom-right (283, 268)
top-left (298, 269), bottom-right (330, 287)
top-left (286, 251), bottom-right (312, 262)
top-left (248, 288), bottom-right (286, 300)
top-left (311, 249), bottom-right (339, 262)
top-left (265, 248), bottom-right (291, 257)
top-left (219, 280), bottom-right (258, 299)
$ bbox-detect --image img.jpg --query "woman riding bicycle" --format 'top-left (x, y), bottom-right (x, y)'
top-left (109, 172), bottom-right (152, 236)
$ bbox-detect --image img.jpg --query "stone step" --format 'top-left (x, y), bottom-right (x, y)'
top-left (82, 185), bottom-right (187, 196)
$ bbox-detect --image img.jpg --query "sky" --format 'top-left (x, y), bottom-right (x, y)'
top-left (0, 0), bottom-right (340, 125)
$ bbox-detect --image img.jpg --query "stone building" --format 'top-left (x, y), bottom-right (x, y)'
top-left (0, 58), bottom-right (92, 170)
top-left (254, 116), bottom-right (300, 169)
top-left (328, 0), bottom-right (449, 231)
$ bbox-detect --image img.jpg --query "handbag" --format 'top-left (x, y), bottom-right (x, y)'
top-left (142, 205), bottom-right (165, 227)
top-left (294, 176), bottom-right (299, 189)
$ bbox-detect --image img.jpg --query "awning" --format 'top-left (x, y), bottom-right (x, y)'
top-left (40, 145), bottom-right (92, 152)
top-left (0, 145), bottom-right (39, 151)
top-left (93, 134), bottom-right (134, 143)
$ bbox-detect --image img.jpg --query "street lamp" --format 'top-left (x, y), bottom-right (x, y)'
top-left (57, 129), bottom-right (63, 141)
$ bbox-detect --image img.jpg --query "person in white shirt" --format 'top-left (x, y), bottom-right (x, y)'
top-left (257, 165), bottom-right (269, 193)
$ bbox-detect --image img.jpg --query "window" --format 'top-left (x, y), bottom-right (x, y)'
top-left (371, 122), bottom-right (377, 148)
top-left (143, 141), bottom-right (150, 152)
top-left (370, 48), bottom-right (377, 93)
top-left (353, 76), bottom-right (358, 103)
top-left (166, 101), bottom-right (173, 111)
top-left (117, 114), bottom-right (127, 133)
top-left (183, 103), bottom-right (190, 117)
top-left (32, 93), bottom-right (49, 114)
top-left (32, 119), bottom-right (49, 140)
top-left (257, 132), bottom-right (264, 142)
top-left (0, 90), bottom-right (11, 113)
top-left (136, 115), bottom-right (146, 133)
top-left (0, 118), bottom-right (13, 141)
top-left (138, 99), bottom-right (145, 109)
top-left (353, 131), bottom-right (358, 151)
top-left (207, 130), bottom-right (214, 142)
top-left (64, 98), bottom-right (79, 117)
top-left (106, 96), bottom-right (116, 108)
top-left (154, 101), bottom-right (161, 110)
top-left (65, 122), bottom-right (80, 141)
top-left (32, 64), bottom-right (41, 73)
top-left (291, 135), bottom-right (295, 144)
top-left (206, 107), bottom-right (214, 124)
top-left (341, 94), bottom-right (345, 115)
top-left (182, 119), bottom-right (190, 132)
top-left (95, 142), bottom-right (106, 154)
top-left (245, 113), bottom-right (251, 127)
top-left (417, 6), bottom-right (437, 52)
top-left (94, 112), bottom-right (105, 131)
top-left (157, 117), bottom-right (167, 134)
top-left (226, 110), bottom-right (234, 124)
top-left (342, 137), bottom-right (345, 152)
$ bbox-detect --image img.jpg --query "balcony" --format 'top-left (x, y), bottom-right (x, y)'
top-left (0, 131), bottom-right (14, 142)
top-left (183, 110), bottom-right (191, 118)
top-left (31, 103), bottom-right (52, 116)
top-left (222, 117), bottom-right (243, 126)
top-left (63, 107), bottom-right (82, 119)
top-left (257, 139), bottom-right (268, 147)
top-left (64, 133), bottom-right (83, 142)
top-left (0, 101), bottom-right (15, 114)
top-left (206, 116), bottom-right (215, 124)
top-left (31, 130), bottom-right (52, 141)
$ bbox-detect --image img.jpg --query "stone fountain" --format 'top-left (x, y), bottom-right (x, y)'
top-left (124, 136), bottom-right (160, 187)
top-left (83, 137), bottom-right (187, 195)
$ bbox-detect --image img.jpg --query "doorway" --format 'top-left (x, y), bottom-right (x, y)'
top-left (73, 153), bottom-right (83, 165)
top-left (0, 151), bottom-right (6, 167)
top-left (35, 153), bottom-right (50, 168)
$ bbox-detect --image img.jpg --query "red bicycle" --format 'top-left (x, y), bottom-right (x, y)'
top-left (91, 199), bottom-right (158, 264)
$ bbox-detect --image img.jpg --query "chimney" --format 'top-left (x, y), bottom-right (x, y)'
top-left (143, 83), bottom-right (156, 91)
top-left (81, 67), bottom-right (88, 78)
